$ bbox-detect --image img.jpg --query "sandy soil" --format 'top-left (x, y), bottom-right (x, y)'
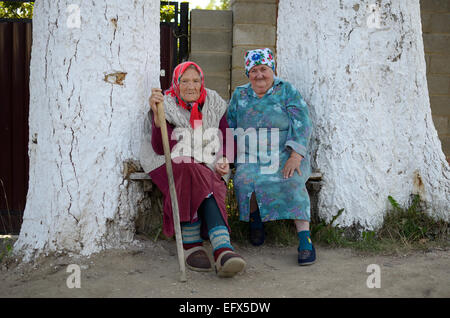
top-left (0, 236), bottom-right (449, 298)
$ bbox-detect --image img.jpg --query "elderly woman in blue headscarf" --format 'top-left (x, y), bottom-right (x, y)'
top-left (227, 48), bottom-right (315, 265)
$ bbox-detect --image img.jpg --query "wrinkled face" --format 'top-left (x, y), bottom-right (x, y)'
top-left (179, 67), bottom-right (202, 103)
top-left (248, 64), bottom-right (274, 97)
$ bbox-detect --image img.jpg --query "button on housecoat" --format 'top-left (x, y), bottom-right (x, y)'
top-left (227, 78), bottom-right (313, 222)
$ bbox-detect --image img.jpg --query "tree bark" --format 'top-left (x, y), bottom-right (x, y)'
top-left (14, 0), bottom-right (160, 260)
top-left (277, 0), bottom-right (449, 229)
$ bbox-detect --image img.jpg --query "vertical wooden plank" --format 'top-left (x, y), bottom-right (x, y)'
top-left (0, 20), bottom-right (31, 234)
top-left (179, 2), bottom-right (189, 62)
top-left (0, 22), bottom-right (13, 233)
top-left (160, 23), bottom-right (175, 91)
top-left (12, 22), bottom-right (23, 215)
top-left (11, 22), bottom-right (28, 227)
top-left (173, 2), bottom-right (179, 66)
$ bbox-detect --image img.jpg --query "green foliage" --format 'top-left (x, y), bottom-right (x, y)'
top-left (196, 0), bottom-right (230, 10)
top-left (0, 237), bottom-right (13, 263)
top-left (311, 194), bottom-right (448, 253)
top-left (0, 1), bottom-right (34, 19)
top-left (311, 209), bottom-right (346, 246)
top-left (160, 4), bottom-right (175, 22)
top-left (380, 194), bottom-right (448, 244)
top-left (204, 0), bottom-right (216, 10)
top-left (219, 0), bottom-right (230, 10)
top-left (0, 178), bottom-right (14, 235)
top-left (387, 195), bottom-right (401, 210)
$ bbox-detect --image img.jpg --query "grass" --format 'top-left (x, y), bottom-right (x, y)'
top-left (140, 178), bottom-right (448, 255)
top-left (377, 195), bottom-right (449, 250)
top-left (226, 179), bottom-right (449, 254)
top-left (0, 235), bottom-right (14, 263)
top-left (310, 194), bottom-right (449, 254)
top-left (0, 177), bottom-right (14, 235)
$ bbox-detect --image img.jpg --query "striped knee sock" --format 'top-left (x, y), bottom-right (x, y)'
top-left (181, 220), bottom-right (203, 249)
top-left (208, 225), bottom-right (234, 261)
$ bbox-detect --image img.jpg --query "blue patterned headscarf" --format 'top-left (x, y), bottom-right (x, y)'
top-left (244, 48), bottom-right (275, 77)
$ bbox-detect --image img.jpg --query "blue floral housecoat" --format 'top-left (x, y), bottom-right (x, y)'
top-left (227, 77), bottom-right (313, 222)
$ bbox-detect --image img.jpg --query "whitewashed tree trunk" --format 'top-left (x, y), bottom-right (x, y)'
top-left (14, 0), bottom-right (160, 260)
top-left (277, 0), bottom-right (449, 229)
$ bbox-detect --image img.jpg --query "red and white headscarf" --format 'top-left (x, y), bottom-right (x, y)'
top-left (165, 61), bottom-right (207, 129)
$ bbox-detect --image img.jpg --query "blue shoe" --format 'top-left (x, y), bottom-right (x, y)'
top-left (249, 211), bottom-right (265, 246)
top-left (298, 244), bottom-right (316, 266)
top-left (249, 225), bottom-right (265, 246)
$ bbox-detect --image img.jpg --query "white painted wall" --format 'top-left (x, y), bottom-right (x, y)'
top-left (277, 0), bottom-right (449, 229)
top-left (14, 0), bottom-right (160, 260)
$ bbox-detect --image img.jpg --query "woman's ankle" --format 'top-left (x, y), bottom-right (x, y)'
top-left (183, 242), bottom-right (203, 250)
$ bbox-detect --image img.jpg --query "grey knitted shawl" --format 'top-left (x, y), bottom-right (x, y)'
top-left (139, 88), bottom-right (230, 183)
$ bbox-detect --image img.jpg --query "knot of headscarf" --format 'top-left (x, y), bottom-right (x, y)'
top-left (165, 61), bottom-right (207, 129)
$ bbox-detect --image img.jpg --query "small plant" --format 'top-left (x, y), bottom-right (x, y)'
top-left (379, 194), bottom-right (448, 247)
top-left (311, 208), bottom-right (345, 246)
top-left (0, 177), bottom-right (13, 235)
top-left (0, 237), bottom-right (13, 262)
top-left (351, 230), bottom-right (382, 252)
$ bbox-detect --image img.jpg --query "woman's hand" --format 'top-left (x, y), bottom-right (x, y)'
top-left (149, 88), bottom-right (164, 128)
top-left (282, 151), bottom-right (303, 179)
top-left (215, 157), bottom-right (230, 177)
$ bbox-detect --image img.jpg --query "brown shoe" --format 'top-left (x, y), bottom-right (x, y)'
top-left (215, 250), bottom-right (246, 278)
top-left (185, 246), bottom-right (213, 272)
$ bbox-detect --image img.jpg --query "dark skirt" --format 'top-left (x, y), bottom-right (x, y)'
top-left (149, 157), bottom-right (229, 239)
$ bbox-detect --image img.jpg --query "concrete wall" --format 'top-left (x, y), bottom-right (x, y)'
top-left (421, 0), bottom-right (450, 161)
top-left (231, 0), bottom-right (278, 91)
top-left (190, 9), bottom-right (232, 100)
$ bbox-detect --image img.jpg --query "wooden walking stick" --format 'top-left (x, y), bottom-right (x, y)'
top-left (156, 100), bottom-right (187, 283)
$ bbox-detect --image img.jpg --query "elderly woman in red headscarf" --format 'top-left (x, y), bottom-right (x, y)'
top-left (140, 62), bottom-right (245, 278)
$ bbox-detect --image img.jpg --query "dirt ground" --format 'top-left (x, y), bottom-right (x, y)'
top-left (0, 236), bottom-right (449, 298)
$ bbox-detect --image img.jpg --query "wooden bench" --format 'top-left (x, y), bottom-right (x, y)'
top-left (129, 171), bottom-right (323, 192)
